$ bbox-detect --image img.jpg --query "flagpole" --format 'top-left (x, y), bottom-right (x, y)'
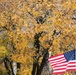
top-left (75, 47), bottom-right (76, 67)
top-left (75, 46), bottom-right (76, 74)
top-left (75, 47), bottom-right (76, 59)
top-left (48, 51), bottom-right (53, 75)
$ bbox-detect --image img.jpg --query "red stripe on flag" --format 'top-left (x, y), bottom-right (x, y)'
top-left (48, 54), bottom-right (76, 74)
top-left (49, 54), bottom-right (63, 58)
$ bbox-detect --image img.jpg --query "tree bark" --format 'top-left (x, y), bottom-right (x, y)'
top-left (32, 62), bottom-right (38, 75)
top-left (36, 52), bottom-right (49, 75)
top-left (4, 57), bottom-right (14, 75)
top-left (12, 62), bottom-right (17, 75)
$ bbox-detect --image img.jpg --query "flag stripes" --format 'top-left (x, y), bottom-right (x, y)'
top-left (48, 50), bottom-right (76, 74)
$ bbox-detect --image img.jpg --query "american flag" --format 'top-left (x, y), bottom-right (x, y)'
top-left (48, 49), bottom-right (76, 74)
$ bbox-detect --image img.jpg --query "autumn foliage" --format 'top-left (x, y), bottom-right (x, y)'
top-left (0, 0), bottom-right (76, 75)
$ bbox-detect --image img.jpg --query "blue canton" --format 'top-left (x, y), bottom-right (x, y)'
top-left (64, 49), bottom-right (76, 62)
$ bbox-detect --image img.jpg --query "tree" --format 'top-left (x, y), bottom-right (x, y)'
top-left (0, 0), bottom-right (76, 75)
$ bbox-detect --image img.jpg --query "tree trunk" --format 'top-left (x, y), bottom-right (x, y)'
top-left (12, 62), bottom-right (17, 75)
top-left (32, 62), bottom-right (38, 75)
top-left (4, 57), bottom-right (14, 75)
top-left (36, 52), bottom-right (49, 75)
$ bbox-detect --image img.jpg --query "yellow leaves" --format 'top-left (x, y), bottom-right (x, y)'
top-left (0, 0), bottom-right (76, 75)
top-left (32, 10), bottom-right (39, 17)
top-left (62, 1), bottom-right (71, 8)
top-left (0, 46), bottom-right (8, 58)
top-left (24, 20), bottom-right (28, 26)
top-left (53, 39), bottom-right (58, 45)
top-left (64, 71), bottom-right (76, 75)
top-left (39, 34), bottom-right (48, 42)
top-left (71, 3), bottom-right (76, 10)
top-left (35, 24), bottom-right (51, 33)
top-left (38, 57), bottom-right (43, 63)
top-left (12, 14), bottom-right (20, 23)
top-left (39, 32), bottom-right (53, 49)
top-left (12, 14), bottom-right (24, 28)
top-left (12, 54), bottom-right (24, 63)
top-left (71, 0), bottom-right (76, 10)
top-left (0, 0), bottom-right (7, 4)
top-left (0, 13), bottom-right (7, 27)
top-left (52, 38), bottom-right (60, 51)
top-left (18, 18), bottom-right (24, 26)
top-left (11, 48), bottom-right (33, 75)
top-left (22, 64), bottom-right (32, 75)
